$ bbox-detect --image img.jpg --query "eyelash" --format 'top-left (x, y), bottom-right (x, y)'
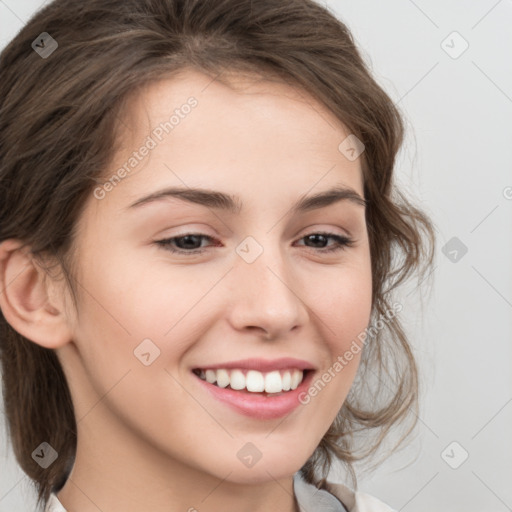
top-left (154, 232), bottom-right (354, 255)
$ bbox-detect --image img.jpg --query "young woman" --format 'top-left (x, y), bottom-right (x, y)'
top-left (0, 1), bottom-right (435, 511)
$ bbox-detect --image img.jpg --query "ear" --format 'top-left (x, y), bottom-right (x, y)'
top-left (0, 239), bottom-right (73, 349)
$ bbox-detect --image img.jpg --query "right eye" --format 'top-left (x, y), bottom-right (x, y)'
top-left (155, 233), bottom-right (220, 255)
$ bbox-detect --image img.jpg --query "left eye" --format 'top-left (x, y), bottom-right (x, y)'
top-left (154, 232), bottom-right (354, 255)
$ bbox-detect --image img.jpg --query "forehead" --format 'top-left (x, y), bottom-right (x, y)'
top-left (119, 68), bottom-right (356, 157)
top-left (123, 67), bottom-right (333, 126)
top-left (96, 67), bottom-right (364, 212)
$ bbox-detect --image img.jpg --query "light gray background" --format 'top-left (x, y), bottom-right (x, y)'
top-left (1, 1), bottom-right (511, 511)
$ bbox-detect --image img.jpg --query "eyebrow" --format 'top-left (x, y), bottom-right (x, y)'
top-left (126, 185), bottom-right (367, 214)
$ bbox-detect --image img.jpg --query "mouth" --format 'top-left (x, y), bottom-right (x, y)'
top-left (190, 357), bottom-right (316, 419)
top-left (192, 367), bottom-right (311, 397)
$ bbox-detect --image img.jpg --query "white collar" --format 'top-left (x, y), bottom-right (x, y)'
top-left (45, 473), bottom-right (395, 512)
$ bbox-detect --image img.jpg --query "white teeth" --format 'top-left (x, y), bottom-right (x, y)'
top-left (205, 369), bottom-right (216, 384)
top-left (246, 370), bottom-right (265, 392)
top-left (264, 370), bottom-right (282, 393)
top-left (282, 371), bottom-right (291, 391)
top-left (196, 368), bottom-right (305, 394)
top-left (216, 369), bottom-right (230, 388)
top-left (230, 369), bottom-right (246, 390)
top-left (290, 369), bottom-right (302, 390)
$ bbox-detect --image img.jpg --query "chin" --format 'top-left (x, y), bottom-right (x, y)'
top-left (205, 446), bottom-right (311, 485)
top-left (220, 464), bottom-right (301, 485)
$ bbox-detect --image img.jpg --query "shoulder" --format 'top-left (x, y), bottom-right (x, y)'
top-left (324, 480), bottom-right (398, 512)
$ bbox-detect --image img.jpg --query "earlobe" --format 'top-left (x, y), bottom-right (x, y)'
top-left (0, 239), bottom-right (72, 349)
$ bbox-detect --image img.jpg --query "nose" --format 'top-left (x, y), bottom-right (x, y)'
top-left (226, 241), bottom-right (309, 341)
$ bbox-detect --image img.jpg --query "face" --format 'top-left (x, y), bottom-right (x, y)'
top-left (57, 68), bottom-right (372, 484)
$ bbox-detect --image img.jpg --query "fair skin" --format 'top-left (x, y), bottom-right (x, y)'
top-left (0, 68), bottom-right (372, 512)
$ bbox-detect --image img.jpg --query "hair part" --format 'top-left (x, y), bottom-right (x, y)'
top-left (0, 0), bottom-right (435, 508)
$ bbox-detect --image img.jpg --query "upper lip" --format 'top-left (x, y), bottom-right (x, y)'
top-left (193, 358), bottom-right (316, 372)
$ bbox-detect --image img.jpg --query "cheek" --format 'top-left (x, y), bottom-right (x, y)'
top-left (69, 248), bottom-right (221, 393)
top-left (75, 249), bottom-right (194, 338)
top-left (297, 257), bottom-right (372, 418)
top-left (67, 256), bottom-right (204, 433)
top-left (306, 256), bottom-right (373, 350)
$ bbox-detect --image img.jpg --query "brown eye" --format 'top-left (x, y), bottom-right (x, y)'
top-left (154, 231), bottom-right (354, 257)
top-left (155, 234), bottom-right (218, 254)
top-left (296, 232), bottom-right (354, 253)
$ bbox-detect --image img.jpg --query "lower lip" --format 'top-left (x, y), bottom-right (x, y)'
top-left (193, 371), bottom-right (314, 420)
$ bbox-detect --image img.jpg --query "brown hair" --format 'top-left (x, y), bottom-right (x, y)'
top-left (0, 0), bottom-right (435, 508)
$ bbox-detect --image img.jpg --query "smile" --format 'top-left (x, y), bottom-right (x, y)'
top-left (193, 368), bottom-right (306, 395)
